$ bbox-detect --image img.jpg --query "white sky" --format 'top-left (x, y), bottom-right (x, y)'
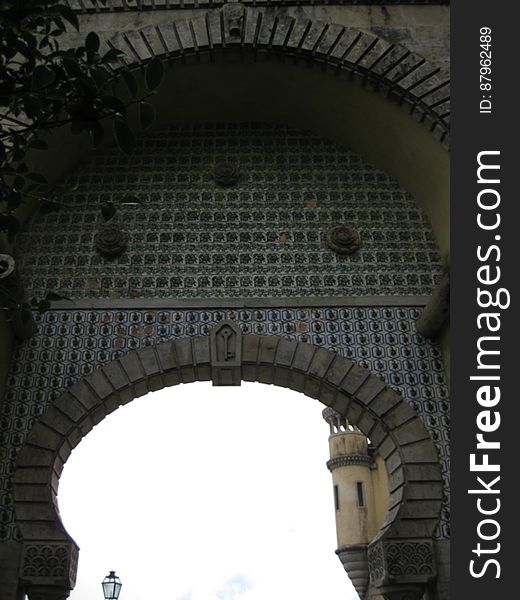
top-left (58, 382), bottom-right (360, 600)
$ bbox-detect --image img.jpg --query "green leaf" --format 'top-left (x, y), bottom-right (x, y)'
top-left (23, 95), bottom-right (42, 119)
top-left (120, 69), bottom-right (138, 98)
top-left (85, 31), bottom-right (100, 61)
top-left (62, 55), bottom-right (83, 77)
top-left (139, 101), bottom-right (155, 130)
top-left (101, 202), bottom-right (118, 221)
top-left (101, 95), bottom-right (126, 116)
top-left (31, 65), bottom-right (56, 90)
top-left (13, 176), bottom-right (25, 191)
top-left (102, 47), bottom-right (125, 64)
top-left (91, 67), bottom-right (109, 90)
top-left (113, 118), bottom-right (135, 155)
top-left (56, 4), bottom-right (80, 31)
top-left (145, 56), bottom-right (164, 91)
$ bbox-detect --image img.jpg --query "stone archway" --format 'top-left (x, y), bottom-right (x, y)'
top-left (100, 5), bottom-right (449, 146)
top-left (14, 321), bottom-right (442, 600)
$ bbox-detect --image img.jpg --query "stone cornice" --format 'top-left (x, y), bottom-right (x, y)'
top-left (326, 454), bottom-right (373, 470)
top-left (69, 0), bottom-right (450, 13)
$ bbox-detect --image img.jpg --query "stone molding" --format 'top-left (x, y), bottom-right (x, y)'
top-left (13, 327), bottom-right (443, 596)
top-left (94, 7), bottom-right (449, 147)
top-left (326, 454), bottom-right (373, 470)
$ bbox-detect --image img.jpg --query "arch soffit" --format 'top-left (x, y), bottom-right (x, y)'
top-left (99, 7), bottom-right (450, 147)
top-left (14, 328), bottom-right (443, 592)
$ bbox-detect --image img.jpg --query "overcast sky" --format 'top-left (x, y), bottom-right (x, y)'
top-left (58, 382), bottom-right (359, 600)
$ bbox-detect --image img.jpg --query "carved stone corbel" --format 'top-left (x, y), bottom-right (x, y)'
top-left (20, 540), bottom-right (78, 600)
top-left (368, 539), bottom-right (436, 599)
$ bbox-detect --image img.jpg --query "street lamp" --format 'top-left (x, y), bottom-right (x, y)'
top-left (102, 571), bottom-right (122, 600)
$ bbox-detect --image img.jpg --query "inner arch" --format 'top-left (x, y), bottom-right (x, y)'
top-left (57, 382), bottom-right (362, 600)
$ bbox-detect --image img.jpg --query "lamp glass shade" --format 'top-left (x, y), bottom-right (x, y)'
top-left (102, 571), bottom-right (122, 600)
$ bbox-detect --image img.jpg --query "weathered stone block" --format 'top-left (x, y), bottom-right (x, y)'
top-left (38, 409), bottom-right (73, 438)
top-left (378, 436), bottom-right (398, 459)
top-left (399, 500), bottom-right (441, 520)
top-left (308, 347), bottom-right (335, 379)
top-left (27, 423), bottom-right (62, 450)
top-left (256, 365), bottom-right (274, 385)
top-left (192, 337), bottom-right (210, 366)
top-left (85, 369), bottom-right (113, 400)
top-left (404, 481), bottom-right (443, 501)
top-left (357, 410), bottom-right (377, 436)
top-left (292, 342), bottom-right (315, 372)
top-left (344, 400), bottom-right (364, 425)
top-left (393, 420), bottom-right (430, 448)
top-left (137, 347), bottom-right (162, 377)
top-left (303, 376), bottom-right (321, 400)
top-left (300, 22), bottom-right (327, 52)
top-left (368, 388), bottom-right (402, 418)
top-left (102, 360), bottom-right (130, 391)
top-left (341, 365), bottom-right (370, 395)
top-left (68, 382), bottom-right (100, 411)
top-left (355, 376), bottom-right (387, 405)
top-left (400, 439), bottom-right (440, 463)
top-left (315, 23), bottom-right (344, 56)
top-left (119, 351), bottom-right (145, 383)
top-left (155, 341), bottom-right (177, 372)
top-left (191, 17), bottom-right (210, 50)
top-left (317, 383), bottom-right (339, 409)
top-left (388, 467), bottom-right (405, 492)
top-left (242, 335), bottom-right (260, 363)
top-left (324, 355), bottom-right (353, 387)
top-left (384, 401), bottom-right (420, 430)
top-left (16, 447), bottom-right (54, 469)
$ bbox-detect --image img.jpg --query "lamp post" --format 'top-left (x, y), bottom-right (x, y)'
top-left (102, 571), bottom-right (122, 600)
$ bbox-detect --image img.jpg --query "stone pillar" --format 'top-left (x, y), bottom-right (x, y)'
top-left (415, 269), bottom-right (450, 339)
top-left (0, 541), bottom-right (25, 600)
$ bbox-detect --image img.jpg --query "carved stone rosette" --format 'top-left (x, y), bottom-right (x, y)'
top-left (368, 539), bottom-right (436, 600)
top-left (212, 161), bottom-right (240, 187)
top-left (94, 227), bottom-right (128, 258)
top-left (326, 226), bottom-right (362, 255)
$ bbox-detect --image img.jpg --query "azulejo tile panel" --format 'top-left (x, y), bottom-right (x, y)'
top-left (15, 123), bottom-right (443, 300)
top-left (1, 306), bottom-right (449, 541)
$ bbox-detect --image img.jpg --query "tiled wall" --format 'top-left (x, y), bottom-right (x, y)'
top-left (16, 123), bottom-right (443, 300)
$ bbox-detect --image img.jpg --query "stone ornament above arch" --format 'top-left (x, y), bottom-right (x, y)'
top-left (14, 322), bottom-right (442, 600)
top-left (94, 4), bottom-right (450, 147)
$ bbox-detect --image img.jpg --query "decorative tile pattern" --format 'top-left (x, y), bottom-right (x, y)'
top-left (16, 123), bottom-right (443, 300)
top-left (1, 306), bottom-right (449, 541)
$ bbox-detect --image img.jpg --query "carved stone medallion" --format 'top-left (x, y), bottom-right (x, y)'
top-left (94, 228), bottom-right (128, 258)
top-left (326, 225), bottom-right (361, 255)
top-left (213, 161), bottom-right (240, 187)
